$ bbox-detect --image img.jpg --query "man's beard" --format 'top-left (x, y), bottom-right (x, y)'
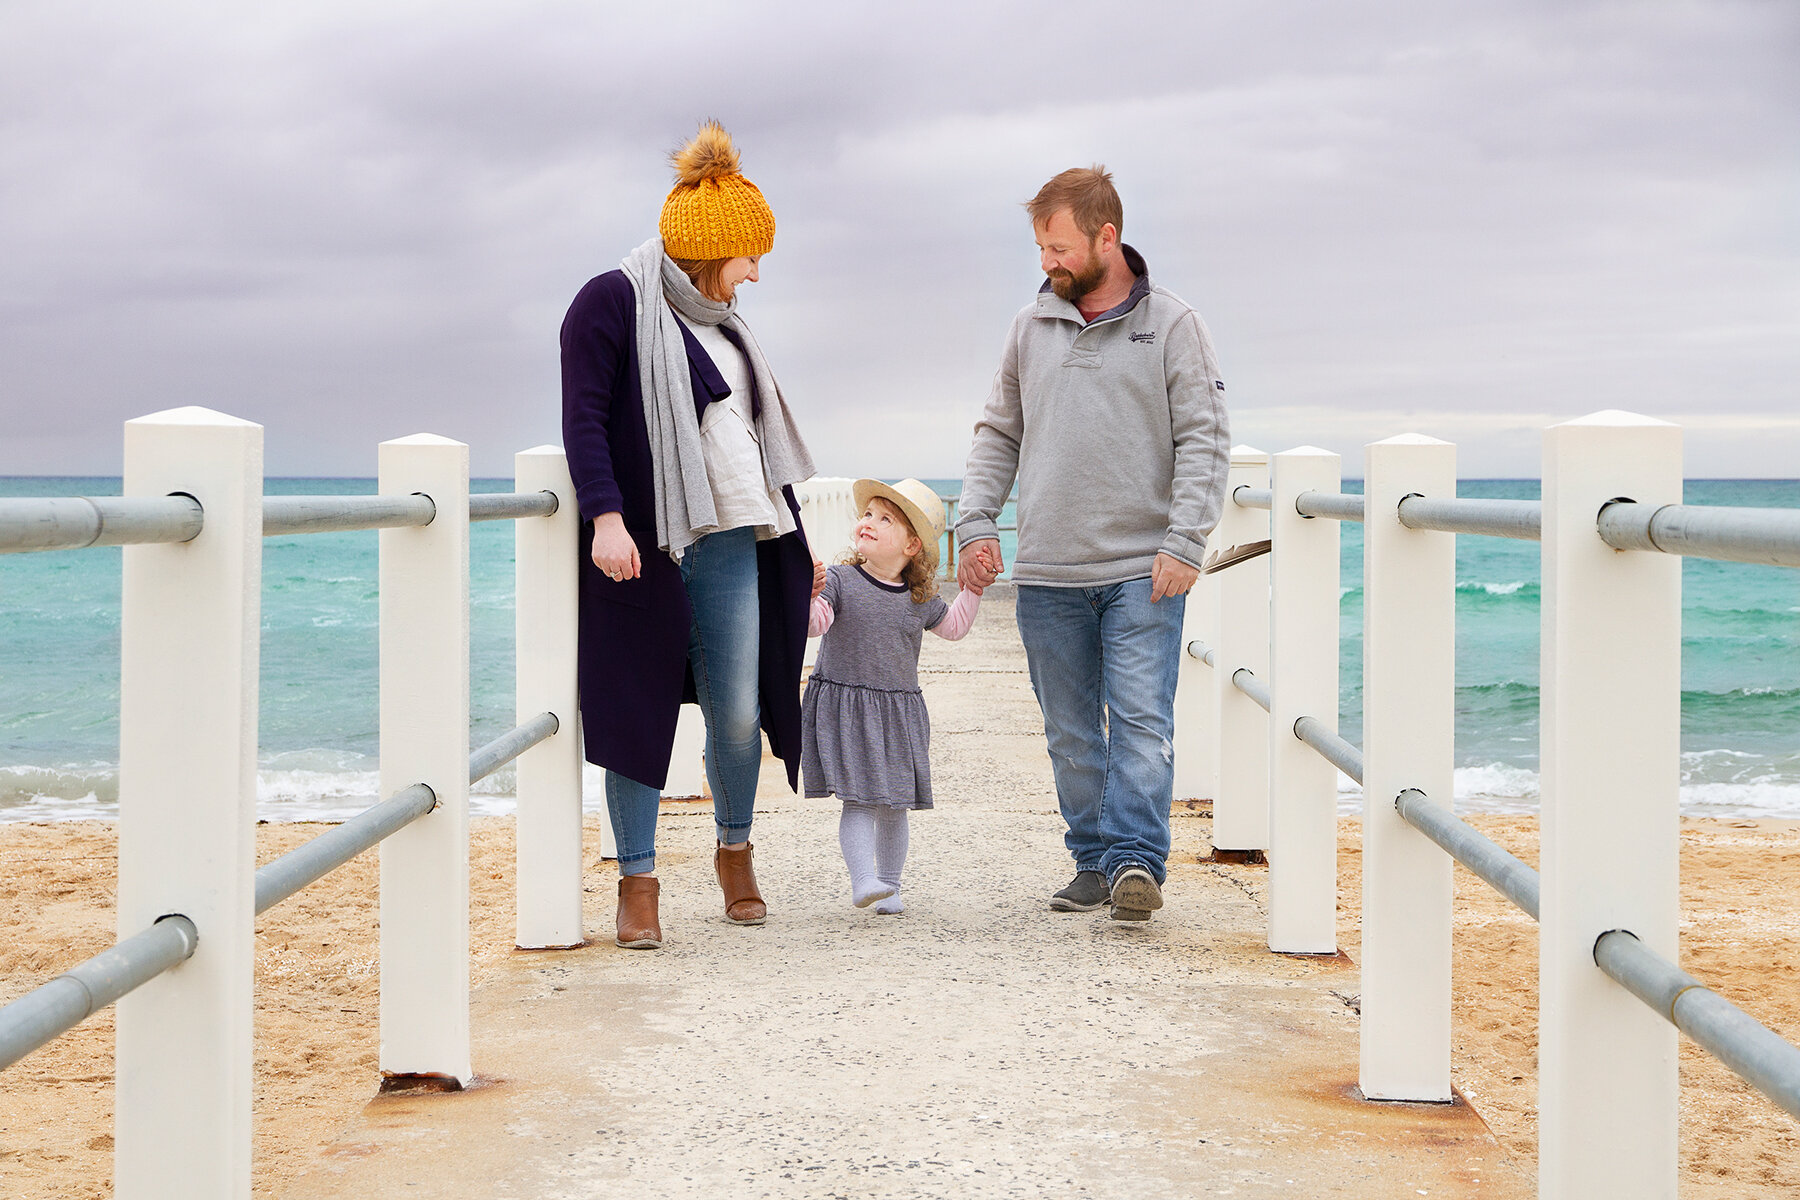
top-left (1047, 250), bottom-right (1106, 303)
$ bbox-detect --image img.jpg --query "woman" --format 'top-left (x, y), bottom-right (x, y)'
top-left (560, 121), bottom-right (820, 949)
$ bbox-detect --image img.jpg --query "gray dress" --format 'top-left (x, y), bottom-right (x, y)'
top-left (802, 565), bottom-right (948, 809)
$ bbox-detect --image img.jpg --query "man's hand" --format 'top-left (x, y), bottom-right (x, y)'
top-left (590, 511), bottom-right (641, 581)
top-left (811, 558), bottom-right (827, 600)
top-left (958, 539), bottom-right (1002, 593)
top-left (1149, 552), bottom-right (1199, 603)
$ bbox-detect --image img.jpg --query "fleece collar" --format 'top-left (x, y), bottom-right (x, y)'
top-left (1035, 244), bottom-right (1152, 325)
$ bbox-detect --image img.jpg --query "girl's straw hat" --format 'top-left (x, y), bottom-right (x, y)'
top-left (853, 478), bottom-right (946, 569)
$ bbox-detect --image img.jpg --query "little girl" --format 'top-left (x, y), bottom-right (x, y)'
top-left (802, 478), bottom-right (982, 914)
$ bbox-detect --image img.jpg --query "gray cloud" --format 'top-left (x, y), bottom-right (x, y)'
top-left (2, 0), bottom-right (1795, 478)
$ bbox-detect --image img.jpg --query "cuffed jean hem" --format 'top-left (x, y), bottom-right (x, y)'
top-left (617, 854), bottom-right (656, 877)
top-left (716, 822), bottom-right (752, 846)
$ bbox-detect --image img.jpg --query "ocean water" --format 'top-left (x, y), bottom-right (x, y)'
top-left (2, 477), bottom-right (1796, 821)
top-left (929, 478), bottom-right (1800, 819)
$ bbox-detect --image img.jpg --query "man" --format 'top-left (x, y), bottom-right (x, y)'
top-left (957, 165), bottom-right (1230, 923)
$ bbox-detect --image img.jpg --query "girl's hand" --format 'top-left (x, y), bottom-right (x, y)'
top-left (811, 558), bottom-right (827, 599)
top-left (591, 512), bottom-right (641, 581)
top-left (959, 539), bottom-right (1001, 592)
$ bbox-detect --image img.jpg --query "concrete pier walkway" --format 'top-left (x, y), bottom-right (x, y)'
top-left (278, 587), bottom-right (1530, 1198)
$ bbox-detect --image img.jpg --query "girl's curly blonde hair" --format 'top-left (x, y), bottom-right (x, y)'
top-left (837, 499), bottom-right (940, 604)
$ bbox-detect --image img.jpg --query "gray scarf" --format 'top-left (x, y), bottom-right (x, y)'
top-left (620, 236), bottom-right (815, 558)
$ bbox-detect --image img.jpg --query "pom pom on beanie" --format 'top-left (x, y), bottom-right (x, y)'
top-left (659, 121), bottom-right (775, 260)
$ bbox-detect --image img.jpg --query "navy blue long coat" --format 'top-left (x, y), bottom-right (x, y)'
top-left (559, 269), bottom-right (814, 791)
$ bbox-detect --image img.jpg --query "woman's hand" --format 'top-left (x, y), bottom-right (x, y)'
top-left (811, 558), bottom-right (826, 600)
top-left (591, 511), bottom-right (641, 581)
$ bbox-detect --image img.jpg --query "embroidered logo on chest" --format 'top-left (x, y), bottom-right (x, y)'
top-left (1128, 330), bottom-right (1156, 344)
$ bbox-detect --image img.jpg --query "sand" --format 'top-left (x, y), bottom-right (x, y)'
top-left (0, 817), bottom-right (556, 1199)
top-left (2, 811), bottom-right (1796, 1196)
top-left (1334, 813), bottom-right (1800, 1197)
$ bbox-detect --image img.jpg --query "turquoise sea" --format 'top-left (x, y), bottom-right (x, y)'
top-left (2, 477), bottom-right (1797, 821)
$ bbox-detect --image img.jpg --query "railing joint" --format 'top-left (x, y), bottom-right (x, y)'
top-left (163, 492), bottom-right (205, 543)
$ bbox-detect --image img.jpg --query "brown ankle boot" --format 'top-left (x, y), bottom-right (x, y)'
top-left (615, 875), bottom-right (662, 949)
top-left (715, 842), bottom-right (766, 925)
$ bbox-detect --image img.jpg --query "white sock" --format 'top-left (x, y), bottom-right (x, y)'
top-left (873, 892), bottom-right (905, 915)
top-left (839, 805), bottom-right (895, 907)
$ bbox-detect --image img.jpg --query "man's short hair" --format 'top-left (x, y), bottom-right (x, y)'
top-left (1026, 166), bottom-right (1123, 242)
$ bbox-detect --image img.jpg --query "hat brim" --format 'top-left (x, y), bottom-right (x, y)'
top-left (853, 479), bottom-right (942, 569)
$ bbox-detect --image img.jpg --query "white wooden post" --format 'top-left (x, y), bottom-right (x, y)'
top-left (665, 706), bottom-right (707, 798)
top-left (1268, 447), bottom-right (1340, 954)
top-left (796, 476), bottom-right (860, 671)
top-left (1172, 580), bottom-right (1216, 804)
top-left (514, 447), bottom-right (584, 949)
top-left (115, 407), bottom-right (262, 1200)
top-left (378, 434), bottom-right (471, 1086)
top-left (795, 476), bottom-right (859, 566)
top-left (1359, 435), bottom-right (1456, 1101)
top-left (1210, 447), bottom-right (1271, 851)
top-left (1539, 411), bottom-right (1682, 1198)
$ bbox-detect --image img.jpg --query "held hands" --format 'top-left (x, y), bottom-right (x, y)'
top-left (812, 558), bottom-right (826, 600)
top-left (590, 511), bottom-right (641, 582)
top-left (1149, 552), bottom-right (1199, 603)
top-left (957, 540), bottom-right (1002, 595)
top-left (955, 540), bottom-right (1190, 600)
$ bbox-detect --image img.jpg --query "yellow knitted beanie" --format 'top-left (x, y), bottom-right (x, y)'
top-left (659, 121), bottom-right (776, 260)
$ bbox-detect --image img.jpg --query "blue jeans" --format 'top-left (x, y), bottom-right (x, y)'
top-left (608, 525), bottom-right (762, 875)
top-left (1016, 579), bottom-right (1184, 884)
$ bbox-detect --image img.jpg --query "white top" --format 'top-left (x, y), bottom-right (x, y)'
top-left (677, 316), bottom-right (786, 538)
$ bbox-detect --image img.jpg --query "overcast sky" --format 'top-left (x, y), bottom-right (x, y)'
top-left (2, 0), bottom-right (1795, 479)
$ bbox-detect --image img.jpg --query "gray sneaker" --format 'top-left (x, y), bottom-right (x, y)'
top-left (1049, 871), bottom-right (1110, 912)
top-left (1109, 865), bottom-right (1164, 922)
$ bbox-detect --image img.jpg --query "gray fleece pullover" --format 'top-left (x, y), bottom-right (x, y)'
top-left (956, 245), bottom-right (1231, 587)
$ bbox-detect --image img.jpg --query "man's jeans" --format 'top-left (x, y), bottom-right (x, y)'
top-left (607, 525), bottom-right (762, 875)
top-left (1016, 579), bottom-right (1184, 884)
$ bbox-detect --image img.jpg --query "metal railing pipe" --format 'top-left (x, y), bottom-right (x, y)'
top-left (253, 714), bottom-right (558, 916)
top-left (1597, 502), bottom-right (1800, 568)
top-left (1394, 789), bottom-right (1541, 920)
top-left (1594, 930), bottom-right (1800, 1120)
top-left (1397, 495), bottom-right (1542, 541)
top-left (1233, 486), bottom-right (1272, 510)
top-left (1293, 715), bottom-right (1364, 785)
top-left (470, 712), bottom-right (560, 785)
top-left (468, 491), bottom-right (559, 522)
top-left (1232, 667), bottom-right (1271, 713)
top-left (1296, 491), bottom-right (1366, 523)
top-left (0, 915), bottom-right (198, 1071)
top-left (253, 784), bottom-right (437, 916)
top-left (1185, 639), bottom-right (1217, 666)
top-left (0, 495), bottom-right (204, 554)
top-left (261, 493), bottom-right (436, 536)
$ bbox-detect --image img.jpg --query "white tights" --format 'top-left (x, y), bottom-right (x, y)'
top-left (838, 803), bottom-right (909, 913)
